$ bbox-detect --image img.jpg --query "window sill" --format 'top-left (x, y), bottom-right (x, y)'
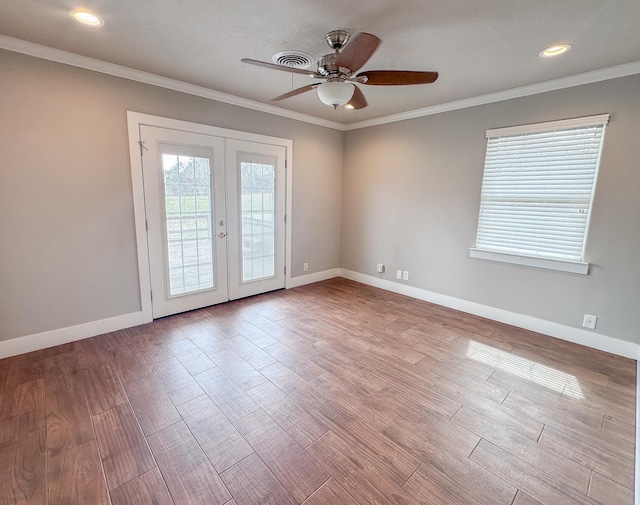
top-left (469, 248), bottom-right (589, 275)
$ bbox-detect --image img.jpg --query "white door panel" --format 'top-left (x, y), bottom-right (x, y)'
top-left (226, 140), bottom-right (286, 300)
top-left (141, 126), bottom-right (227, 317)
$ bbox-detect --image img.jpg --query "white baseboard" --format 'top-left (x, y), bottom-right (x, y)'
top-left (287, 268), bottom-right (341, 289)
top-left (2, 268), bottom-right (636, 362)
top-left (0, 311), bottom-right (146, 359)
top-left (339, 269), bottom-right (639, 360)
top-left (0, 267), bottom-right (339, 359)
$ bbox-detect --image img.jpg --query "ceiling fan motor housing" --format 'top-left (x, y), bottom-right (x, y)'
top-left (317, 53), bottom-right (340, 76)
top-left (317, 53), bottom-right (352, 78)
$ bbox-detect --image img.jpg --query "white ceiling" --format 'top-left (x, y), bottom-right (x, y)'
top-left (1, 0), bottom-right (639, 124)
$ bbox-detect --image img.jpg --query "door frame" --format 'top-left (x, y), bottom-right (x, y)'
top-left (127, 111), bottom-right (293, 324)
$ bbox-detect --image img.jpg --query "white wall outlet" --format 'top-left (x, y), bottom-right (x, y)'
top-left (396, 270), bottom-right (402, 279)
top-left (402, 270), bottom-right (409, 281)
top-left (303, 262), bottom-right (308, 272)
top-left (582, 314), bottom-right (597, 330)
top-left (376, 263), bottom-right (385, 273)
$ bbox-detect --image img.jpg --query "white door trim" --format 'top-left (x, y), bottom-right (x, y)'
top-left (127, 111), bottom-right (293, 324)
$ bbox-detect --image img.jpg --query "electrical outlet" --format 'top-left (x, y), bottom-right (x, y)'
top-left (582, 314), bottom-right (597, 329)
top-left (396, 270), bottom-right (402, 279)
top-left (303, 262), bottom-right (308, 272)
top-left (376, 263), bottom-right (385, 273)
top-left (402, 271), bottom-right (409, 281)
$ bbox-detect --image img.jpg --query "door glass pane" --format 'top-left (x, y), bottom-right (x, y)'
top-left (240, 157), bottom-right (276, 282)
top-left (162, 153), bottom-right (214, 295)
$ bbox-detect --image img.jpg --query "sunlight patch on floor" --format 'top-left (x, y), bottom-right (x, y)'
top-left (466, 340), bottom-right (584, 400)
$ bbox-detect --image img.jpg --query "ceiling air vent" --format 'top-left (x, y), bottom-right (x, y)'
top-left (271, 51), bottom-right (314, 69)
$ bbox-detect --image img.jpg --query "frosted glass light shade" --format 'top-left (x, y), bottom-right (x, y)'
top-left (317, 82), bottom-right (354, 108)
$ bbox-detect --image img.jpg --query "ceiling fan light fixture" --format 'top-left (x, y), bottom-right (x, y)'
top-left (539, 44), bottom-right (571, 57)
top-left (317, 81), bottom-right (355, 109)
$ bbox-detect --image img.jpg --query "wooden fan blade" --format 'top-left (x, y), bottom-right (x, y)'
top-left (346, 86), bottom-right (367, 109)
top-left (242, 58), bottom-right (321, 77)
top-left (272, 84), bottom-right (319, 101)
top-left (357, 70), bottom-right (439, 85)
top-left (335, 33), bottom-right (381, 73)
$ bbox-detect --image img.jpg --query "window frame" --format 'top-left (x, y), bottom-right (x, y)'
top-left (470, 114), bottom-right (609, 275)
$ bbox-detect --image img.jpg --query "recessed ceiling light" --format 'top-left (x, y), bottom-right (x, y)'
top-left (70, 9), bottom-right (104, 27)
top-left (539, 44), bottom-right (571, 58)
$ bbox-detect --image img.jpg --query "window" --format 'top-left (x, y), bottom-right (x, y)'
top-left (470, 114), bottom-right (609, 274)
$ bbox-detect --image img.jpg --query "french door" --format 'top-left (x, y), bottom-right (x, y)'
top-left (140, 126), bottom-right (286, 318)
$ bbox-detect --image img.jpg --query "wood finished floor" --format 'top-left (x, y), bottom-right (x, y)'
top-left (0, 278), bottom-right (635, 505)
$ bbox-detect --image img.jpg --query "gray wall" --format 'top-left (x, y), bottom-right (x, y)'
top-left (341, 74), bottom-right (640, 344)
top-left (0, 50), bottom-right (343, 341)
top-left (2, 47), bottom-right (638, 347)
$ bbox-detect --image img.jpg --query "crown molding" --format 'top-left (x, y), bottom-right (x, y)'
top-left (0, 35), bottom-right (346, 131)
top-left (2, 35), bottom-right (639, 133)
top-left (343, 60), bottom-right (640, 131)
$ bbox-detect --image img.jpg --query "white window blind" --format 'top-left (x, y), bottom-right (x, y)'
top-left (471, 114), bottom-right (608, 272)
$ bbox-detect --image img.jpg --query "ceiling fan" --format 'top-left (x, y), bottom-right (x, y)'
top-left (242, 30), bottom-right (438, 110)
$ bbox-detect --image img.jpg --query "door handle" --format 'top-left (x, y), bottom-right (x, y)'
top-left (217, 232), bottom-right (227, 238)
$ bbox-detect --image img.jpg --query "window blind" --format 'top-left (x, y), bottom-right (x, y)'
top-left (474, 114), bottom-right (608, 264)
